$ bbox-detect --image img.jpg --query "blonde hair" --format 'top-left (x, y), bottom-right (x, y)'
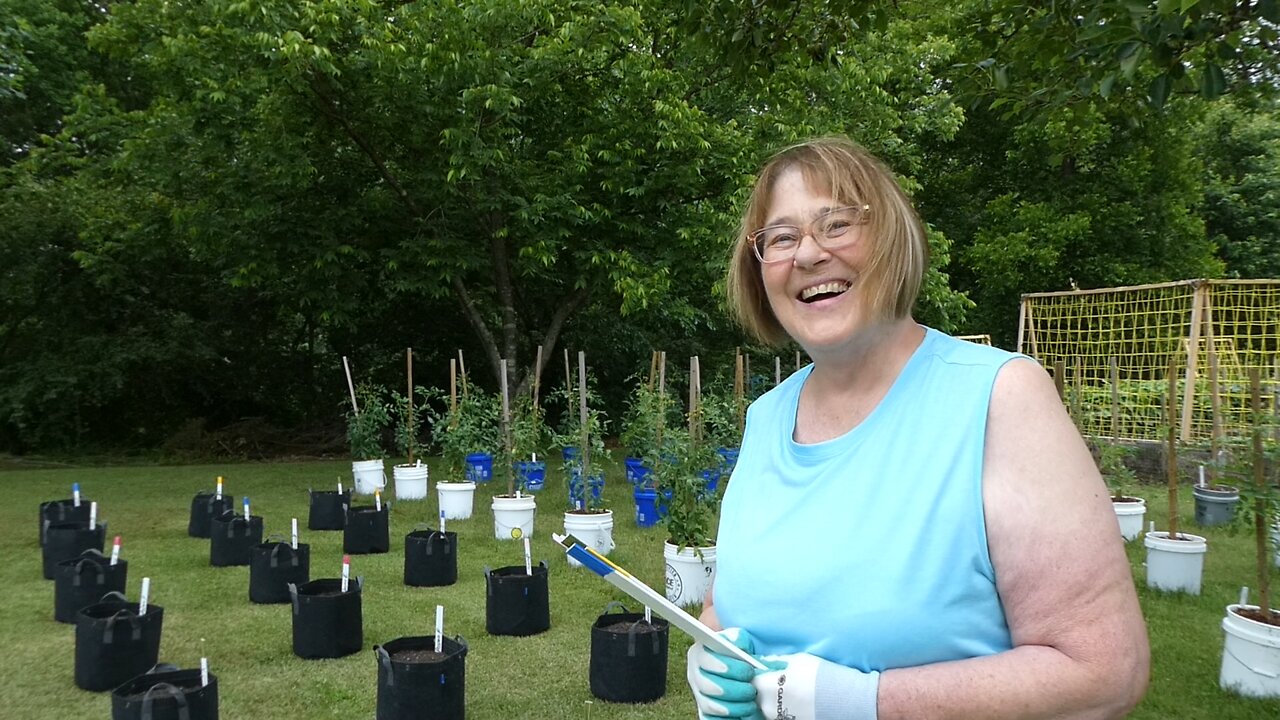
top-left (725, 136), bottom-right (928, 345)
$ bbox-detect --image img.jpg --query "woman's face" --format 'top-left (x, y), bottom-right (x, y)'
top-left (758, 167), bottom-right (873, 356)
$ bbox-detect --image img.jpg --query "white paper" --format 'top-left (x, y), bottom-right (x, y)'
top-left (435, 605), bottom-right (444, 653)
top-left (139, 577), bottom-right (151, 616)
top-left (88, 501), bottom-right (97, 530)
top-left (291, 518), bottom-right (299, 549)
top-left (524, 537), bottom-right (532, 575)
top-left (201, 657), bottom-right (209, 687)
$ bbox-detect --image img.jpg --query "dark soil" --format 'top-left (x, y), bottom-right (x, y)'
top-left (391, 648), bottom-right (448, 664)
top-left (1235, 607), bottom-right (1280, 628)
top-left (567, 509), bottom-right (609, 515)
top-left (1111, 496), bottom-right (1143, 503)
top-left (601, 621), bottom-right (663, 635)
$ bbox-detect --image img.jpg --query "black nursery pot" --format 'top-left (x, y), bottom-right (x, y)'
top-left (249, 541), bottom-right (310, 604)
top-left (404, 529), bottom-right (458, 587)
top-left (188, 493), bottom-right (233, 539)
top-left (375, 635), bottom-right (468, 720)
top-left (54, 550), bottom-right (128, 623)
top-left (589, 606), bottom-right (670, 703)
top-left (39, 498), bottom-right (91, 545)
top-left (209, 512), bottom-right (264, 567)
top-left (290, 578), bottom-right (363, 659)
top-left (74, 599), bottom-right (165, 692)
top-left (308, 489), bottom-right (351, 531)
top-left (344, 504), bottom-right (390, 554)
top-left (111, 667), bottom-right (219, 720)
top-left (484, 563), bottom-right (550, 637)
top-left (43, 520), bottom-right (106, 580)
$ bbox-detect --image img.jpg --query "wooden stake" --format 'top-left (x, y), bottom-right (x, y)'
top-left (343, 356), bottom-right (360, 415)
top-left (449, 359), bottom-right (458, 418)
top-left (795, 350), bottom-right (801, 373)
top-left (1071, 357), bottom-right (1083, 427)
top-left (648, 351), bottom-right (659, 391)
top-left (579, 351), bottom-right (590, 485)
top-left (458, 350), bottom-right (468, 397)
top-left (501, 359), bottom-right (513, 495)
top-left (563, 348), bottom-right (573, 416)
top-left (533, 345), bottom-right (543, 407)
top-left (407, 348), bottom-right (415, 464)
top-left (1053, 360), bottom-right (1066, 403)
top-left (1208, 339), bottom-right (1220, 485)
top-left (1109, 357), bottom-right (1120, 440)
top-left (657, 351), bottom-right (666, 450)
top-left (775, 356), bottom-right (781, 387)
top-left (1166, 358), bottom-right (1180, 540)
top-left (1250, 368), bottom-right (1272, 615)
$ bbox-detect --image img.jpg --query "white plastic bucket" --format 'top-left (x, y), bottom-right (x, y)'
top-left (491, 495), bottom-right (536, 540)
top-left (663, 541), bottom-right (716, 609)
top-left (1112, 499), bottom-right (1146, 542)
top-left (1144, 531), bottom-right (1207, 595)
top-left (392, 464), bottom-right (429, 501)
top-left (351, 459), bottom-right (386, 495)
top-left (437, 482), bottom-right (476, 520)
top-left (1220, 604), bottom-right (1280, 698)
top-left (563, 510), bottom-right (614, 568)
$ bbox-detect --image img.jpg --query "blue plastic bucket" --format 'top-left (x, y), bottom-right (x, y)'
top-left (700, 468), bottom-right (720, 494)
top-left (465, 453), bottom-right (493, 483)
top-left (570, 470), bottom-right (605, 506)
top-left (514, 461), bottom-right (547, 492)
top-left (624, 457), bottom-right (644, 484)
top-left (561, 447), bottom-right (580, 465)
top-left (634, 488), bottom-right (659, 528)
top-left (716, 447), bottom-right (739, 476)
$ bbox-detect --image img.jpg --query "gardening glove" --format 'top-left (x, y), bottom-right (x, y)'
top-left (686, 627), bottom-right (765, 719)
top-left (749, 652), bottom-right (880, 720)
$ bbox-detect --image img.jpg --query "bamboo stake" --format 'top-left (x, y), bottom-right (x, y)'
top-left (407, 348), bottom-right (415, 464)
top-left (1209, 338), bottom-right (1221, 485)
top-left (775, 356), bottom-right (781, 386)
top-left (1249, 368), bottom-right (1272, 616)
top-left (501, 359), bottom-right (513, 495)
top-left (1167, 358), bottom-right (1180, 540)
top-left (795, 350), bottom-right (801, 373)
top-left (458, 350), bottom-right (468, 397)
top-left (449, 359), bottom-right (458, 430)
top-left (1109, 357), bottom-right (1120, 440)
top-left (657, 351), bottom-right (666, 451)
top-left (343, 356), bottom-right (360, 415)
top-left (648, 351), bottom-right (659, 391)
top-left (578, 351), bottom-right (590, 489)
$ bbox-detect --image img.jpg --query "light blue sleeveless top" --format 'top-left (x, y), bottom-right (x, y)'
top-left (714, 328), bottom-right (1018, 671)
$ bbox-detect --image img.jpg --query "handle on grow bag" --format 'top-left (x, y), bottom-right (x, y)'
top-left (98, 590), bottom-right (128, 604)
top-left (600, 601), bottom-right (630, 616)
top-left (269, 542), bottom-right (300, 568)
top-left (140, 682), bottom-right (190, 720)
top-left (626, 619), bottom-right (661, 658)
top-left (72, 555), bottom-right (107, 587)
top-left (103, 608), bottom-right (143, 644)
top-left (146, 662), bottom-right (181, 674)
top-left (375, 645), bottom-right (395, 687)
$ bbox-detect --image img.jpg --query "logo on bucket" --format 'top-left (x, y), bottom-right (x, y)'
top-left (510, 527), bottom-right (523, 539)
top-left (664, 562), bottom-right (682, 599)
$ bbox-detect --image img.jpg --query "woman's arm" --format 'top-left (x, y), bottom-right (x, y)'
top-left (876, 358), bottom-right (1149, 719)
top-left (700, 583), bottom-right (722, 631)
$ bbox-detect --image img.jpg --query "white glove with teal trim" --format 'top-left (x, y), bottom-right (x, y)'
top-left (686, 627), bottom-right (765, 719)
top-left (750, 652), bottom-right (880, 720)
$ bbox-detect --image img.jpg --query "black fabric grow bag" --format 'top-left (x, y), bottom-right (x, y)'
top-left (43, 520), bottom-right (106, 580)
top-left (308, 489), bottom-right (350, 531)
top-left (74, 598), bottom-right (165, 692)
top-left (589, 604), bottom-right (670, 703)
top-left (111, 666), bottom-right (219, 720)
top-left (40, 497), bottom-right (91, 545)
top-left (290, 577), bottom-right (363, 659)
top-left (209, 512), bottom-right (263, 567)
top-left (188, 493), bottom-right (233, 539)
top-left (343, 504), bottom-right (390, 554)
top-left (404, 529), bottom-right (457, 587)
top-left (484, 563), bottom-right (549, 637)
top-left (249, 541), bottom-right (310, 604)
top-left (375, 635), bottom-right (467, 720)
top-left (54, 549), bottom-right (128, 623)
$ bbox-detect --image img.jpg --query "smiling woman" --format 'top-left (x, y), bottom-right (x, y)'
top-left (687, 137), bottom-right (1150, 720)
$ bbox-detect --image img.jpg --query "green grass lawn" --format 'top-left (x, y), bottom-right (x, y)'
top-left (3, 458), bottom-right (1280, 719)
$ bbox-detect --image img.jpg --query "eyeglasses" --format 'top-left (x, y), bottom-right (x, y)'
top-left (748, 205), bottom-right (871, 264)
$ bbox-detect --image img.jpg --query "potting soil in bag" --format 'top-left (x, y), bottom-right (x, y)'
top-left (40, 497), bottom-right (91, 545)
top-left (74, 598), bottom-right (165, 692)
top-left (484, 563), bottom-right (550, 637)
top-left (589, 604), bottom-right (669, 703)
top-left (249, 540), bottom-right (310, 604)
top-left (188, 493), bottom-right (233, 539)
top-left (111, 666), bottom-right (219, 720)
top-left (404, 529), bottom-right (458, 587)
top-left (54, 549), bottom-right (128, 623)
top-left (43, 520), bottom-right (106, 580)
top-left (308, 488), bottom-right (350, 531)
top-left (375, 635), bottom-right (467, 720)
top-left (290, 578), bottom-right (363, 659)
top-left (343, 504), bottom-right (390, 554)
top-left (209, 511), bottom-right (263, 567)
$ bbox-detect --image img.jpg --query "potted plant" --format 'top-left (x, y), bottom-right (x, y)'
top-left (1144, 362), bottom-right (1207, 594)
top-left (509, 392), bottom-right (550, 493)
top-left (348, 383), bottom-right (391, 495)
top-left (560, 353), bottom-right (614, 566)
top-left (1097, 440), bottom-right (1145, 542)
top-left (651, 421), bottom-right (719, 609)
top-left (492, 359), bottom-right (537, 541)
top-left (426, 361), bottom-right (499, 519)
top-left (391, 386), bottom-right (431, 501)
top-left (1219, 368), bottom-right (1280, 697)
top-left (620, 355), bottom-right (666, 487)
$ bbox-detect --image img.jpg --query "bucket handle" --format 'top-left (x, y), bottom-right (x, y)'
top-left (103, 608), bottom-right (142, 644)
top-left (1224, 644), bottom-right (1280, 678)
top-left (375, 645), bottom-right (394, 686)
top-left (140, 682), bottom-right (190, 720)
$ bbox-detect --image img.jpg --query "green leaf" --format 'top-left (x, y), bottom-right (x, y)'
top-left (1148, 73), bottom-right (1173, 108)
top-left (1200, 62), bottom-right (1226, 98)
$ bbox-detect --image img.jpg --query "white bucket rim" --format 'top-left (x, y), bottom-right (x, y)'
top-left (1193, 485), bottom-right (1240, 499)
top-left (1110, 497), bottom-right (1145, 506)
top-left (1114, 503), bottom-right (1147, 516)
top-left (1144, 531), bottom-right (1208, 553)
top-left (492, 495), bottom-right (537, 511)
top-left (1224, 604), bottom-right (1280, 648)
top-left (437, 482), bottom-right (476, 492)
top-left (393, 465), bottom-right (429, 479)
top-left (664, 540), bottom-right (716, 559)
top-left (352, 458), bottom-right (384, 469)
